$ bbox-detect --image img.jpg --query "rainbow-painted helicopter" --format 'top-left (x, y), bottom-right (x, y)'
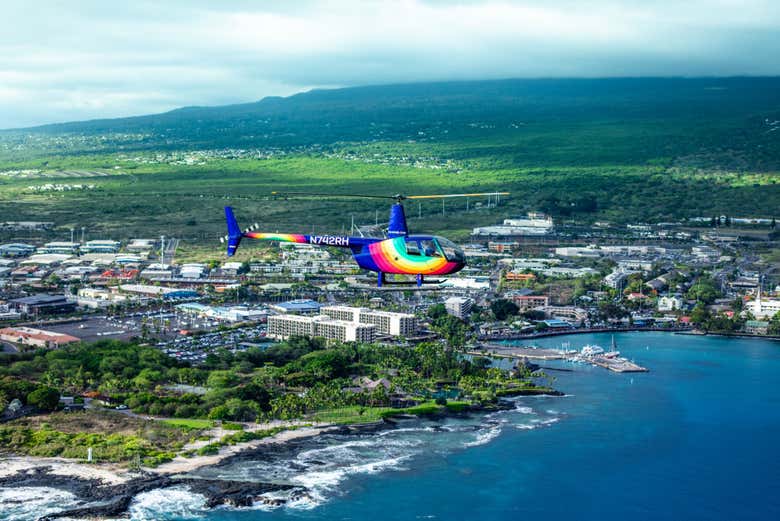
top-left (222, 192), bottom-right (508, 287)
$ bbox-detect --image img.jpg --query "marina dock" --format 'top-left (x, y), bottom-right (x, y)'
top-left (470, 344), bottom-right (573, 360)
top-left (472, 342), bottom-right (648, 373)
top-left (584, 356), bottom-right (648, 373)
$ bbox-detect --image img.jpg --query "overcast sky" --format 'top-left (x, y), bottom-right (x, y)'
top-left (1, 0), bottom-right (778, 128)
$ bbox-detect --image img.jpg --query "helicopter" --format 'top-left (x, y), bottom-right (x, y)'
top-left (221, 192), bottom-right (508, 287)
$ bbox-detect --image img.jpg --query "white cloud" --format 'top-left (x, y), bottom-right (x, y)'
top-left (0, 0), bottom-right (778, 128)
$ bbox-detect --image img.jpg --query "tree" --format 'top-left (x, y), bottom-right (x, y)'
top-left (686, 278), bottom-right (720, 304)
top-left (490, 299), bottom-right (519, 321)
top-left (206, 370), bottom-right (239, 389)
top-left (690, 304), bottom-right (711, 329)
top-left (427, 303), bottom-right (448, 321)
top-left (769, 312), bottom-right (780, 335)
top-left (27, 386), bottom-right (60, 412)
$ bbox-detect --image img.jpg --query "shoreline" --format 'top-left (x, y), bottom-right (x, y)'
top-left (482, 327), bottom-right (780, 343)
top-left (0, 422), bottom-right (337, 485)
top-left (0, 398), bottom-right (549, 517)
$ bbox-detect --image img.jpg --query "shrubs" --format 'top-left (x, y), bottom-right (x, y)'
top-left (26, 386), bottom-right (60, 412)
top-left (0, 426), bottom-right (175, 465)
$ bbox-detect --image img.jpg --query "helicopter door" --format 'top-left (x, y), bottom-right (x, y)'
top-left (419, 239), bottom-right (442, 257)
top-left (404, 239), bottom-right (421, 256)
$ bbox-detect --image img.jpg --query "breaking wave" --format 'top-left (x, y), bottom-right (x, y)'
top-left (127, 486), bottom-right (207, 520)
top-left (0, 487), bottom-right (79, 521)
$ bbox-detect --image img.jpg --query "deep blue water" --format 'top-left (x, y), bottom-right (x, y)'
top-left (5, 332), bottom-right (780, 521)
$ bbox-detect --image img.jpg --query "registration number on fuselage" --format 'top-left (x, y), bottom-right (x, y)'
top-left (309, 235), bottom-right (350, 246)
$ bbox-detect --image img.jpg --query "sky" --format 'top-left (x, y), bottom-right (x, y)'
top-left (1, 0), bottom-right (779, 128)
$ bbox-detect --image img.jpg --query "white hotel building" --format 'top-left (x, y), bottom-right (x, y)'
top-left (267, 314), bottom-right (376, 343)
top-left (320, 306), bottom-right (417, 337)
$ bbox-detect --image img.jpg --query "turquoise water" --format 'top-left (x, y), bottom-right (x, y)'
top-left (4, 332), bottom-right (780, 520)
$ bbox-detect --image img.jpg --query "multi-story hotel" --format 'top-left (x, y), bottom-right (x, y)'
top-left (320, 306), bottom-right (417, 337)
top-left (267, 314), bottom-right (376, 343)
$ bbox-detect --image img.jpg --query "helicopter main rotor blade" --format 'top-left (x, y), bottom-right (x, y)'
top-left (271, 191), bottom-right (394, 199)
top-left (406, 192), bottom-right (510, 199)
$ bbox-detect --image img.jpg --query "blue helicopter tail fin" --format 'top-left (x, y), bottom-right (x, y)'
top-left (224, 206), bottom-right (242, 256)
top-left (387, 203), bottom-right (408, 238)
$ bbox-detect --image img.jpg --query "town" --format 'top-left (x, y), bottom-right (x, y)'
top-left (1, 211), bottom-right (778, 364)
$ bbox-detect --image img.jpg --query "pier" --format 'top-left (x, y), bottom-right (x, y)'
top-left (583, 355), bottom-right (648, 373)
top-left (468, 344), bottom-right (572, 361)
top-left (471, 344), bottom-right (648, 373)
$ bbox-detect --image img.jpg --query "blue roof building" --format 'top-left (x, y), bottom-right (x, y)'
top-left (269, 299), bottom-right (321, 315)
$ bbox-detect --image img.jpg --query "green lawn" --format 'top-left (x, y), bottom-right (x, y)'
top-left (310, 401), bottom-right (451, 425)
top-left (160, 418), bottom-right (214, 429)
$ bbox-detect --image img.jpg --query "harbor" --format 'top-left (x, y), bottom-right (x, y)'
top-left (472, 336), bottom-right (648, 373)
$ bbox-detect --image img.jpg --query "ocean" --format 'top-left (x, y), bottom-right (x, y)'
top-left (3, 332), bottom-right (779, 521)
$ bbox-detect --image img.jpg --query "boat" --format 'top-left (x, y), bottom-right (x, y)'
top-left (580, 344), bottom-right (605, 357)
top-left (604, 335), bottom-right (620, 357)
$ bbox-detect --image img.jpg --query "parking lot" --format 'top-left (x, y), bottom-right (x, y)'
top-left (43, 310), bottom-right (271, 364)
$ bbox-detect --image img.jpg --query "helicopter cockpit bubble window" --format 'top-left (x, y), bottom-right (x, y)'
top-left (434, 237), bottom-right (465, 263)
top-left (419, 239), bottom-right (442, 258)
top-left (404, 239), bottom-right (421, 256)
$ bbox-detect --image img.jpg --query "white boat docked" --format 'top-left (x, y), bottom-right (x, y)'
top-left (580, 344), bottom-right (605, 357)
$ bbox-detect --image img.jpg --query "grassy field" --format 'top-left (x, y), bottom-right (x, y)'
top-left (0, 410), bottom-right (200, 466)
top-left (309, 401), bottom-right (463, 425)
top-left (1, 78), bottom-right (778, 245)
top-left (160, 418), bottom-right (214, 429)
top-left (0, 154), bottom-right (776, 248)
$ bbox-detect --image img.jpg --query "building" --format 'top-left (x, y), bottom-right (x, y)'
top-left (119, 284), bottom-right (178, 297)
top-left (220, 261), bottom-right (244, 276)
top-left (179, 263), bottom-right (207, 279)
top-left (75, 288), bottom-right (130, 309)
top-left (38, 242), bottom-right (80, 254)
top-left (617, 259), bottom-right (653, 272)
top-left (488, 241), bottom-right (519, 253)
top-left (176, 303), bottom-right (267, 323)
top-left (0, 327), bottom-right (80, 349)
top-left (81, 240), bottom-right (121, 253)
top-left (658, 294), bottom-right (684, 312)
top-left (314, 319), bottom-right (376, 343)
top-left (320, 305), bottom-right (417, 336)
top-left (1, 221), bottom-right (53, 231)
top-left (603, 270), bottom-right (631, 290)
top-left (745, 286), bottom-right (780, 320)
top-left (9, 295), bottom-right (76, 315)
top-left (126, 239), bottom-right (157, 252)
top-left (512, 294), bottom-right (549, 310)
top-left (444, 297), bottom-right (473, 319)
top-left (0, 243), bottom-right (36, 257)
top-left (269, 299), bottom-right (322, 315)
top-left (541, 319), bottom-right (573, 330)
top-left (539, 306), bottom-right (588, 322)
top-left (472, 213), bottom-right (554, 237)
top-left (505, 272), bottom-right (536, 283)
top-left (267, 314), bottom-right (375, 342)
top-left (746, 297), bottom-right (780, 319)
top-left (744, 320), bottom-right (769, 335)
top-left (21, 254), bottom-right (72, 266)
top-left (267, 314), bottom-right (317, 339)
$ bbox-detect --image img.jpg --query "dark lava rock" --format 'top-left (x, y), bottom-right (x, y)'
top-left (1, 467), bottom-right (296, 519)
